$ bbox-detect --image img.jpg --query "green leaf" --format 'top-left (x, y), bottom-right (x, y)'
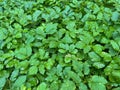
top-left (90, 75), bottom-right (107, 84)
top-left (0, 28), bottom-right (8, 40)
top-left (93, 44), bottom-right (103, 54)
top-left (45, 23), bottom-right (58, 34)
top-left (35, 26), bottom-right (45, 35)
top-left (89, 75), bottom-right (107, 90)
top-left (89, 82), bottom-right (106, 90)
top-left (63, 68), bottom-right (81, 83)
top-left (110, 40), bottom-right (119, 51)
top-left (38, 49), bottom-right (45, 59)
top-left (60, 80), bottom-right (76, 90)
top-left (15, 45), bottom-right (32, 59)
top-left (41, 13), bottom-right (49, 21)
top-left (25, 34), bottom-right (34, 44)
top-left (45, 59), bottom-right (54, 70)
top-left (97, 12), bottom-right (103, 20)
top-left (100, 37), bottom-right (109, 44)
top-left (27, 76), bottom-right (38, 86)
top-left (37, 82), bottom-right (48, 90)
top-left (100, 52), bottom-right (112, 62)
top-left (110, 70), bottom-right (120, 82)
top-left (79, 83), bottom-right (88, 90)
top-left (62, 33), bottom-right (73, 43)
top-left (49, 41), bottom-right (58, 48)
top-left (66, 21), bottom-right (76, 30)
top-left (19, 60), bottom-right (29, 70)
top-left (33, 10), bottom-right (41, 21)
top-left (1, 0), bottom-right (120, 89)
top-left (88, 52), bottom-right (101, 61)
top-left (59, 43), bottom-right (69, 50)
top-left (0, 77), bottom-right (6, 90)
top-left (29, 59), bottom-right (39, 66)
top-left (15, 32), bottom-right (22, 38)
top-left (65, 54), bottom-right (72, 63)
top-left (28, 66), bottom-right (38, 75)
top-left (69, 44), bottom-right (75, 51)
top-left (83, 62), bottom-right (90, 75)
top-left (83, 45), bottom-right (91, 53)
top-left (72, 60), bottom-right (83, 74)
top-left (10, 69), bottom-right (19, 81)
top-left (57, 29), bottom-right (66, 39)
top-left (50, 81), bottom-right (59, 90)
top-left (13, 75), bottom-right (26, 87)
top-left (93, 62), bottom-right (105, 69)
top-left (81, 13), bottom-right (90, 22)
top-left (38, 0), bottom-right (45, 3)
top-left (39, 64), bottom-right (45, 74)
top-left (58, 49), bottom-right (66, 53)
top-left (75, 41), bottom-right (85, 49)
top-left (56, 64), bottom-right (63, 76)
top-left (111, 11), bottom-right (119, 21)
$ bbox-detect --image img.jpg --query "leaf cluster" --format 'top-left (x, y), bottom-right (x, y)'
top-left (0, 0), bottom-right (120, 90)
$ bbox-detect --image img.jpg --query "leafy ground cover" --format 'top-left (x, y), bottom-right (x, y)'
top-left (0, 0), bottom-right (120, 90)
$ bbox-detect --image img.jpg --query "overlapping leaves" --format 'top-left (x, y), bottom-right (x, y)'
top-left (0, 0), bottom-right (120, 90)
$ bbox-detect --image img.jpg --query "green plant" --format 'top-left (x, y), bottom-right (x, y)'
top-left (0, 0), bottom-right (120, 90)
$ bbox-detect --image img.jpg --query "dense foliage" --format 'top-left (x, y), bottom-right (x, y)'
top-left (0, 0), bottom-right (120, 90)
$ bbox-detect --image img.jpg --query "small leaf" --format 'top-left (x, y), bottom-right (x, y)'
top-left (79, 83), bottom-right (88, 90)
top-left (83, 45), bottom-right (91, 53)
top-left (83, 62), bottom-right (90, 75)
top-left (110, 70), bottom-right (120, 82)
top-left (33, 10), bottom-right (41, 21)
top-left (49, 41), bottom-right (58, 48)
top-left (45, 59), bottom-right (54, 70)
top-left (45, 23), bottom-right (58, 34)
top-left (100, 37), bottom-right (109, 44)
top-left (38, 49), bottom-right (45, 59)
top-left (66, 21), bottom-right (76, 30)
top-left (39, 64), bottom-right (45, 74)
top-left (93, 44), bottom-right (103, 54)
top-left (50, 81), bottom-right (59, 90)
top-left (89, 75), bottom-right (107, 90)
top-left (56, 64), bottom-right (63, 76)
top-left (89, 82), bottom-right (106, 90)
top-left (111, 11), bottom-right (119, 21)
top-left (15, 32), bottom-right (22, 38)
top-left (13, 75), bottom-right (26, 87)
top-left (0, 77), bottom-right (6, 90)
top-left (37, 82), bottom-right (47, 90)
top-left (110, 40), bottom-right (119, 51)
top-left (88, 52), bottom-right (101, 61)
top-left (97, 12), bottom-right (103, 20)
top-left (0, 28), bottom-right (8, 40)
top-left (19, 60), bottom-right (29, 70)
top-left (59, 43), bottom-right (69, 50)
top-left (62, 33), bottom-right (73, 43)
top-left (63, 67), bottom-right (81, 83)
top-left (75, 41), bottom-right (85, 49)
top-left (100, 52), bottom-right (112, 62)
top-left (65, 54), bottom-right (72, 63)
top-left (60, 80), bottom-right (76, 90)
top-left (93, 62), bottom-right (105, 69)
top-left (58, 49), bottom-right (66, 53)
top-left (90, 75), bottom-right (107, 84)
top-left (28, 66), bottom-right (38, 75)
top-left (15, 45), bottom-right (32, 59)
top-left (10, 69), bottom-right (19, 81)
